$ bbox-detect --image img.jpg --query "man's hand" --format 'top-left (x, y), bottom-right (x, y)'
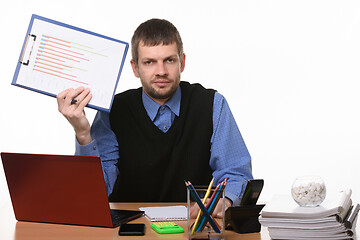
top-left (211, 198), bottom-right (232, 218)
top-left (189, 197), bottom-right (232, 219)
top-left (57, 86), bottom-right (92, 145)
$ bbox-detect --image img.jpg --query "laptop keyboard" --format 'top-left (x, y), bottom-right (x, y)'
top-left (110, 209), bottom-right (144, 227)
top-left (111, 210), bottom-right (125, 224)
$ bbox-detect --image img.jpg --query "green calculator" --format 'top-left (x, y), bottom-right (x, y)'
top-left (151, 222), bottom-right (184, 234)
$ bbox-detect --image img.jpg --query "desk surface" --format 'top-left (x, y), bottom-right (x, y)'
top-left (0, 201), bottom-right (271, 240)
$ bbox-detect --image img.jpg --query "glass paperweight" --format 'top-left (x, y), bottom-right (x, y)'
top-left (291, 176), bottom-right (326, 207)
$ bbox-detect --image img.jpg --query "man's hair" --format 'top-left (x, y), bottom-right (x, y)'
top-left (131, 18), bottom-right (183, 64)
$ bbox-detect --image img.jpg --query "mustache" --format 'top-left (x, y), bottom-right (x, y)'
top-left (153, 77), bottom-right (172, 83)
top-left (154, 76), bottom-right (170, 80)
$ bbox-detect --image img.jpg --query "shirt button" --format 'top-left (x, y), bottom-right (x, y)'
top-left (163, 126), bottom-right (168, 131)
top-left (93, 146), bottom-right (97, 150)
top-left (161, 106), bottom-right (165, 111)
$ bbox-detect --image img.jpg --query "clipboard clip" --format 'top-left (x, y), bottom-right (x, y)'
top-left (19, 34), bottom-right (37, 66)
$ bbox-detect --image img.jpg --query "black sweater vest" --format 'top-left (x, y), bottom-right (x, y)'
top-left (108, 81), bottom-right (215, 202)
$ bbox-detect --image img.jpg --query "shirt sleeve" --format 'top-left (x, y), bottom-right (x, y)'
top-left (210, 92), bottom-right (253, 206)
top-left (75, 111), bottom-right (119, 195)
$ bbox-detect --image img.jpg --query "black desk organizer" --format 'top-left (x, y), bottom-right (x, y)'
top-left (224, 204), bottom-right (265, 234)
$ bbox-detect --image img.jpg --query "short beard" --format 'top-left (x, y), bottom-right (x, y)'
top-left (143, 82), bottom-right (178, 100)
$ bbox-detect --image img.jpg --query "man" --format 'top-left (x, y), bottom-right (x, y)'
top-left (57, 18), bottom-right (253, 218)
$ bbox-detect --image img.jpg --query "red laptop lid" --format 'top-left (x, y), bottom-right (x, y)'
top-left (1, 152), bottom-right (114, 227)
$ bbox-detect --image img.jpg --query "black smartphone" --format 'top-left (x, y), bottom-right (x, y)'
top-left (118, 223), bottom-right (145, 236)
top-left (239, 179), bottom-right (264, 206)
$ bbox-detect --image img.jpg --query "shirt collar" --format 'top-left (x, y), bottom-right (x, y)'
top-left (142, 86), bottom-right (181, 121)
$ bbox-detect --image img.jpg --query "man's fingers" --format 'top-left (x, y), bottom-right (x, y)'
top-left (78, 91), bottom-right (92, 108)
top-left (56, 89), bottom-right (70, 104)
top-left (57, 89), bottom-right (69, 99)
top-left (56, 87), bottom-right (91, 116)
top-left (57, 89), bottom-right (71, 112)
top-left (73, 88), bottom-right (91, 105)
top-left (189, 203), bottom-right (201, 218)
top-left (57, 87), bottom-right (89, 104)
top-left (65, 86), bottom-right (85, 103)
top-left (73, 86), bottom-right (86, 96)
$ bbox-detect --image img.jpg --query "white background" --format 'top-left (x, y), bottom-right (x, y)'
top-left (1, 0), bottom-right (360, 210)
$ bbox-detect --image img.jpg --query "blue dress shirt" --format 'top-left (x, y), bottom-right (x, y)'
top-left (76, 85), bottom-right (253, 206)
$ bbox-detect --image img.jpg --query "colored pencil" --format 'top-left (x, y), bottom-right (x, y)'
top-left (191, 178), bottom-right (214, 235)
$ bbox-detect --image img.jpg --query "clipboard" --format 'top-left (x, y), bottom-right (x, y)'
top-left (12, 14), bottom-right (129, 112)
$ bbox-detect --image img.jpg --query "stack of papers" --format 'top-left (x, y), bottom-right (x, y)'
top-left (259, 189), bottom-right (359, 240)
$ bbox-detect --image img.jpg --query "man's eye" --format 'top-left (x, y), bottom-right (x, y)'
top-left (167, 58), bottom-right (175, 63)
top-left (144, 61), bottom-right (152, 65)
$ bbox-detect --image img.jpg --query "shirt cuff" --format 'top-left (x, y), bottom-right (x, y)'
top-left (75, 138), bottom-right (100, 156)
top-left (225, 191), bottom-right (241, 207)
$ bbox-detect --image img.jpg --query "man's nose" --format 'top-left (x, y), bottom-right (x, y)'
top-left (155, 62), bottom-right (168, 76)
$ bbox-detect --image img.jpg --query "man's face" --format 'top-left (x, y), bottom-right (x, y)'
top-left (131, 41), bottom-right (185, 105)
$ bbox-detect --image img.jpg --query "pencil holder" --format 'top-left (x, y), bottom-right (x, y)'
top-left (187, 185), bottom-right (225, 239)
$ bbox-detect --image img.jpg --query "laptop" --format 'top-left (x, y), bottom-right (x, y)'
top-left (1, 152), bottom-right (144, 227)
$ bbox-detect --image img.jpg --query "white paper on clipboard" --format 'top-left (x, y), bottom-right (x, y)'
top-left (13, 14), bottom-right (129, 112)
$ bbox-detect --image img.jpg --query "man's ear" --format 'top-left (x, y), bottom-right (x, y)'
top-left (180, 53), bottom-right (186, 73)
top-left (130, 59), bottom-right (140, 78)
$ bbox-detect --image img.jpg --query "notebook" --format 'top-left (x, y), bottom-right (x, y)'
top-left (1, 152), bottom-right (144, 227)
top-left (139, 206), bottom-right (187, 221)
